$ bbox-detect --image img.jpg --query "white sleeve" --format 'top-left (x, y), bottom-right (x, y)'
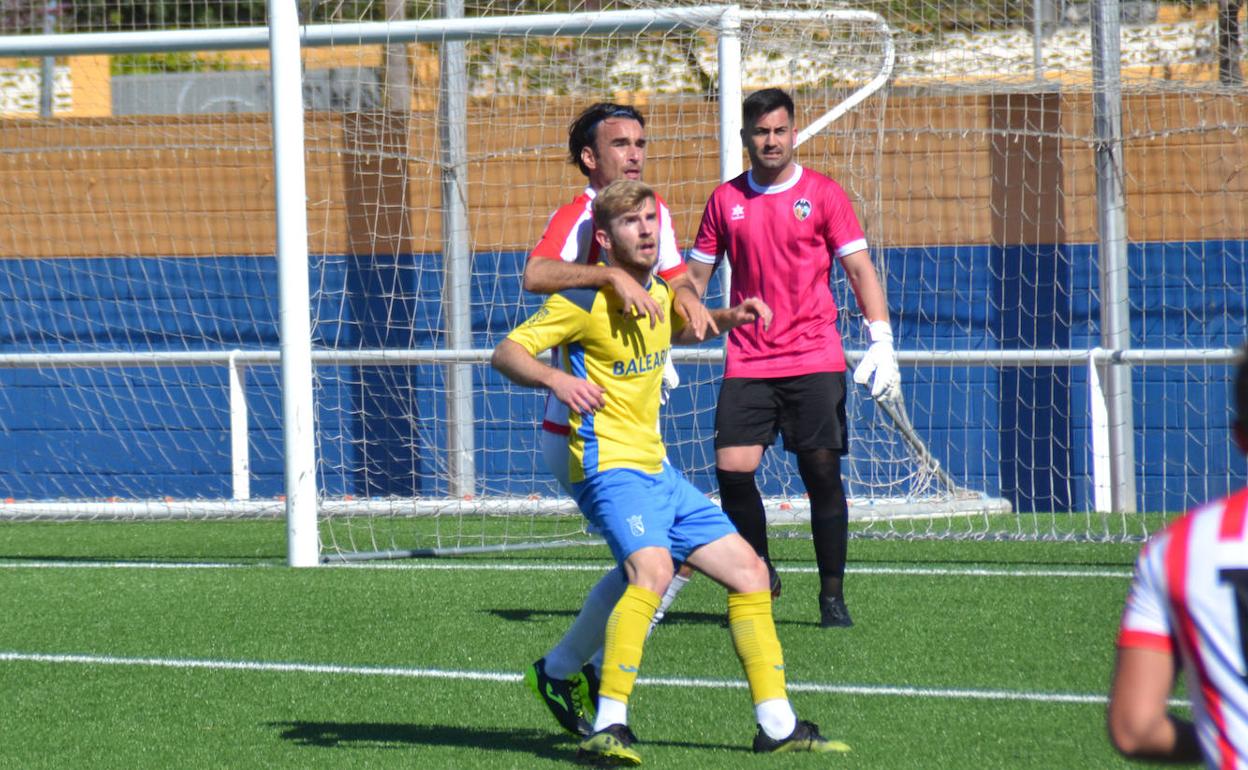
top-left (687, 247), bottom-right (718, 266)
top-left (654, 200), bottom-right (683, 275)
top-left (834, 238), bottom-right (869, 259)
top-left (1119, 537), bottom-right (1173, 649)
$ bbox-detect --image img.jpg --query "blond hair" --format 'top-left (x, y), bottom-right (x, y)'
top-left (592, 179), bottom-right (656, 230)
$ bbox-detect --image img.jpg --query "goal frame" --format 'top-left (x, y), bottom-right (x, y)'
top-left (0, 3), bottom-right (904, 565)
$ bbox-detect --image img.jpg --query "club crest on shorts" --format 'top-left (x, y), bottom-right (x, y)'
top-left (627, 514), bottom-right (645, 537)
top-left (793, 198), bottom-right (812, 221)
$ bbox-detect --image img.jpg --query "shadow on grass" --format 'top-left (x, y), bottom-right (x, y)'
top-left (489, 608), bottom-right (579, 622)
top-left (0, 554), bottom-right (271, 564)
top-left (489, 607), bottom-right (813, 628)
top-left (272, 721), bottom-right (570, 760)
top-left (272, 721), bottom-right (752, 757)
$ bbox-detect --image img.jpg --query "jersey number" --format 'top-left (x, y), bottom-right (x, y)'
top-left (1219, 568), bottom-right (1248, 684)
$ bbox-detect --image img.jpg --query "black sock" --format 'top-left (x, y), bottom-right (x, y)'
top-left (797, 449), bottom-right (848, 600)
top-left (716, 467), bottom-right (770, 562)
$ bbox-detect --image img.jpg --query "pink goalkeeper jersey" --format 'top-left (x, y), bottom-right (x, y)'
top-left (689, 165), bottom-right (868, 379)
top-left (1119, 487), bottom-right (1248, 770)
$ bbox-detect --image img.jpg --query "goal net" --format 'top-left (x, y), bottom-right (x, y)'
top-left (0, 1), bottom-right (1243, 559)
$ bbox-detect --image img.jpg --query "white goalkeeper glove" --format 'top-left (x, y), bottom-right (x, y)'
top-left (852, 320), bottom-right (901, 402)
top-left (660, 356), bottom-right (681, 406)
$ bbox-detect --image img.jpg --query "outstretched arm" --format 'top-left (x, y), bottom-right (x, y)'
top-left (523, 258), bottom-right (664, 329)
top-left (1106, 646), bottom-right (1200, 761)
top-left (491, 339), bottom-right (606, 416)
top-left (668, 271), bottom-right (717, 341)
top-left (672, 297), bottom-right (771, 345)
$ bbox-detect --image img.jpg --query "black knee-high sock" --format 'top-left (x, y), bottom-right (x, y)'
top-left (716, 467), bottom-right (770, 563)
top-left (797, 449), bottom-right (848, 600)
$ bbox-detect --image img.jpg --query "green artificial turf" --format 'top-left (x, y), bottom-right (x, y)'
top-left (0, 519), bottom-right (1160, 768)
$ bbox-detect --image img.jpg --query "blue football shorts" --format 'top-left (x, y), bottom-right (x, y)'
top-left (571, 463), bottom-right (738, 565)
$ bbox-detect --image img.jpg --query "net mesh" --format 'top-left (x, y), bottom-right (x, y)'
top-left (0, 1), bottom-right (1244, 555)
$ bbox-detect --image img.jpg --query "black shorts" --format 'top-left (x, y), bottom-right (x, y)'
top-left (714, 371), bottom-right (848, 454)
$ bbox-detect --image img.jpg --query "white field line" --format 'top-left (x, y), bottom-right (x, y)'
top-left (0, 560), bottom-right (1133, 579)
top-left (0, 650), bottom-right (1181, 707)
top-left (0, 560), bottom-right (256, 569)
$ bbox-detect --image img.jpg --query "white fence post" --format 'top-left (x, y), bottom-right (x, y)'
top-left (228, 351), bottom-right (251, 501)
top-left (1088, 349), bottom-right (1112, 513)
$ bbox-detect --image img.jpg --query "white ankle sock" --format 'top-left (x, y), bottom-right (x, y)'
top-left (756, 698), bottom-right (797, 740)
top-left (593, 696), bottom-right (628, 732)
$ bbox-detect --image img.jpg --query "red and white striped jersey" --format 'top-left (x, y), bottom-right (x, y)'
top-left (1119, 487), bottom-right (1248, 769)
top-left (528, 186), bottom-right (687, 435)
top-left (530, 186), bottom-right (685, 277)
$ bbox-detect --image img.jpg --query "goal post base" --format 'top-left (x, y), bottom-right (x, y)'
top-left (767, 495), bottom-right (1015, 523)
top-left (0, 493), bottom-right (1011, 522)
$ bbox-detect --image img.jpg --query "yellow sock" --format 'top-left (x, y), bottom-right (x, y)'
top-left (599, 584), bottom-right (661, 704)
top-left (728, 590), bottom-right (788, 704)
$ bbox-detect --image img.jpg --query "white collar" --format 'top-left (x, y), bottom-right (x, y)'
top-left (747, 164), bottom-right (803, 194)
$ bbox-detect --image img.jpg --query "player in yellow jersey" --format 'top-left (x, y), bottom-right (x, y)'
top-left (492, 179), bottom-right (849, 764)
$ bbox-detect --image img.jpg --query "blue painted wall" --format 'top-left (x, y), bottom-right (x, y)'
top-left (2, 241), bottom-right (1245, 511)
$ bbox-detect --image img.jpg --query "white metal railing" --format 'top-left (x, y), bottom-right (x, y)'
top-left (2, 346), bottom-right (1237, 514)
top-left (0, 347), bottom-right (1237, 368)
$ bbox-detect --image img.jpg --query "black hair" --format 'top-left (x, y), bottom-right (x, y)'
top-left (742, 88), bottom-right (795, 128)
top-left (567, 103), bottom-right (645, 177)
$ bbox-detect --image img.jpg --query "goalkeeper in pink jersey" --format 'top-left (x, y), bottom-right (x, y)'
top-left (1108, 345), bottom-right (1248, 767)
top-left (686, 88), bottom-right (901, 629)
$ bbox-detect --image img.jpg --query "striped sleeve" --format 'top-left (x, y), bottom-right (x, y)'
top-left (653, 195), bottom-right (688, 281)
top-left (529, 196), bottom-right (591, 263)
top-left (1118, 534), bottom-right (1175, 653)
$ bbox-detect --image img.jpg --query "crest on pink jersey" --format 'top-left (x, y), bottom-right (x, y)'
top-left (793, 198), bottom-right (812, 221)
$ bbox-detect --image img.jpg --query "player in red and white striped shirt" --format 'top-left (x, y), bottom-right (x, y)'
top-left (525, 103), bottom-right (711, 473)
top-left (522, 103), bottom-right (712, 738)
top-left (1109, 346), bottom-right (1248, 768)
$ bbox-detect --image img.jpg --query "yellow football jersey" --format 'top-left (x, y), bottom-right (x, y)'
top-left (507, 277), bottom-right (681, 483)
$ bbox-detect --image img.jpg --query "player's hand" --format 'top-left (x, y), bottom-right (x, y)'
top-left (551, 371), bottom-right (606, 416)
top-left (672, 284), bottom-right (717, 341)
top-left (729, 297), bottom-right (772, 331)
top-left (852, 320), bottom-right (901, 402)
top-left (608, 268), bottom-right (664, 329)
